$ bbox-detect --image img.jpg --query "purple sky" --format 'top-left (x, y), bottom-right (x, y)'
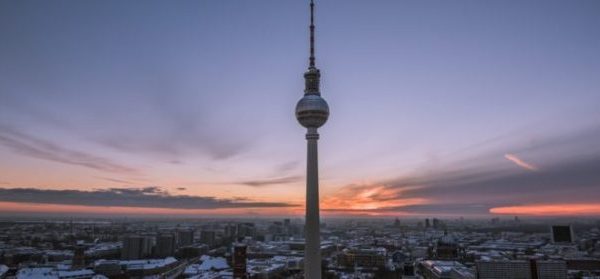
top-left (0, 0), bottom-right (599, 217)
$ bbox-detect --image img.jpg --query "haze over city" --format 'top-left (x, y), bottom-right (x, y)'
top-left (1, 0), bottom-right (599, 218)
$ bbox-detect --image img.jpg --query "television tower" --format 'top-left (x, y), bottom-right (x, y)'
top-left (295, 0), bottom-right (329, 278)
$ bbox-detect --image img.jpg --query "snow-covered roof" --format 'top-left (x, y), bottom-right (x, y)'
top-left (184, 257), bottom-right (230, 276)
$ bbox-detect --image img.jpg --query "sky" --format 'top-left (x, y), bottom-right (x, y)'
top-left (0, 0), bottom-right (599, 218)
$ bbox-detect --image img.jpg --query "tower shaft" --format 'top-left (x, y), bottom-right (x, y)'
top-left (305, 128), bottom-right (321, 278)
top-left (295, 1), bottom-right (328, 276)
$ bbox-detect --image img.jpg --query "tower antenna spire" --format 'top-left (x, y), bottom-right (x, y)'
top-left (309, 0), bottom-right (316, 68)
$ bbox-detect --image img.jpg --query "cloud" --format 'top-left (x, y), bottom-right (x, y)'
top-left (322, 184), bottom-right (427, 212)
top-left (80, 74), bottom-right (254, 162)
top-left (0, 187), bottom-right (296, 209)
top-left (0, 127), bottom-right (138, 174)
top-left (96, 177), bottom-right (138, 184)
top-left (324, 203), bottom-right (499, 216)
top-left (398, 156), bottom-right (600, 204)
top-left (504, 153), bottom-right (538, 171)
top-left (0, 65), bottom-right (255, 163)
top-left (275, 160), bottom-right (300, 173)
top-left (323, 126), bottom-right (600, 216)
top-left (236, 176), bottom-right (302, 187)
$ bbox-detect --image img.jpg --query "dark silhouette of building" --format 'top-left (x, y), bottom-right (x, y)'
top-left (72, 245), bottom-right (85, 268)
top-left (177, 244), bottom-right (209, 259)
top-left (551, 225), bottom-right (574, 243)
top-left (236, 223), bottom-right (256, 239)
top-left (200, 230), bottom-right (217, 247)
top-left (435, 232), bottom-right (459, 260)
top-left (432, 218), bottom-right (441, 229)
top-left (177, 230), bottom-right (194, 247)
top-left (156, 233), bottom-right (176, 257)
top-left (122, 236), bottom-right (151, 260)
top-left (233, 244), bottom-right (247, 279)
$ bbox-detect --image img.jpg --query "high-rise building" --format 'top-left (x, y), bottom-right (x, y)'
top-left (236, 223), bottom-right (256, 239)
top-left (295, 1), bottom-right (329, 278)
top-left (122, 236), bottom-right (151, 260)
top-left (432, 218), bottom-right (441, 229)
top-left (200, 230), bottom-right (216, 247)
top-left (72, 245), bottom-right (85, 269)
top-left (233, 244), bottom-right (247, 279)
top-left (225, 224), bottom-right (237, 238)
top-left (551, 225), bottom-right (574, 243)
top-left (177, 230), bottom-right (194, 247)
top-left (156, 233), bottom-right (176, 257)
top-left (283, 218), bottom-right (292, 235)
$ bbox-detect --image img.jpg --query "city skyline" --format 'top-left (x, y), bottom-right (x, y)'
top-left (1, 0), bottom-right (600, 217)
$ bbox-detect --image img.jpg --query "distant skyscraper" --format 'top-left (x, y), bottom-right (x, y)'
top-left (72, 245), bottom-right (85, 269)
top-left (156, 233), bottom-right (176, 257)
top-left (122, 235), bottom-right (151, 260)
top-left (200, 230), bottom-right (216, 246)
top-left (236, 223), bottom-right (256, 239)
top-left (433, 218), bottom-right (441, 229)
top-left (295, 1), bottom-right (330, 278)
top-left (225, 224), bottom-right (237, 238)
top-left (177, 230), bottom-right (194, 247)
top-left (551, 225), bottom-right (574, 243)
top-left (233, 243), bottom-right (247, 279)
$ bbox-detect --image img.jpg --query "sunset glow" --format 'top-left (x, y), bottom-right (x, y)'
top-left (490, 204), bottom-right (600, 216)
top-left (0, 201), bottom-right (299, 217)
top-left (1, 0), bottom-right (599, 218)
top-left (322, 184), bottom-right (427, 212)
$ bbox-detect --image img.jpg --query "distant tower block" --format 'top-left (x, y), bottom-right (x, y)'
top-left (177, 229), bottom-right (194, 247)
top-left (156, 233), bottom-right (176, 257)
top-left (551, 225), bottom-right (574, 243)
top-left (72, 245), bottom-right (85, 269)
top-left (233, 243), bottom-right (248, 279)
top-left (122, 235), bottom-right (150, 260)
top-left (295, 1), bottom-right (329, 278)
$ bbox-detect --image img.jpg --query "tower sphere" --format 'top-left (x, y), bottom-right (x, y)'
top-left (296, 94), bottom-right (329, 128)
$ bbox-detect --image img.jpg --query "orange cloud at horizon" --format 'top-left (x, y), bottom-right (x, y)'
top-left (490, 204), bottom-right (600, 216)
top-left (322, 183), bottom-right (427, 216)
